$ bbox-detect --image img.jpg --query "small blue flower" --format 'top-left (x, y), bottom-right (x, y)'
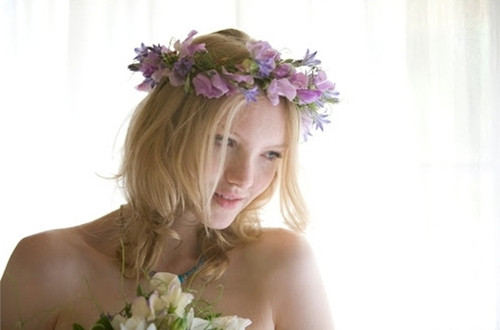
top-left (173, 57), bottom-right (193, 78)
top-left (242, 87), bottom-right (259, 103)
top-left (301, 49), bottom-right (321, 66)
top-left (312, 112), bottom-right (331, 131)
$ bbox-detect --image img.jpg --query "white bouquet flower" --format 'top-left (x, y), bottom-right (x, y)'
top-left (73, 272), bottom-right (251, 330)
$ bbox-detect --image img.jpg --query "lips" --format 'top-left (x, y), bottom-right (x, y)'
top-left (213, 192), bottom-right (244, 209)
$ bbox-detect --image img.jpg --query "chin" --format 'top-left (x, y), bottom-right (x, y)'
top-left (206, 218), bottom-right (235, 230)
top-left (206, 211), bottom-right (238, 230)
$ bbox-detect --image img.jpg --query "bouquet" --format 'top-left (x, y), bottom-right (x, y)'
top-left (73, 272), bottom-right (251, 330)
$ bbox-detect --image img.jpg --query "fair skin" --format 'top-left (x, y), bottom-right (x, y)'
top-left (1, 98), bottom-right (334, 329)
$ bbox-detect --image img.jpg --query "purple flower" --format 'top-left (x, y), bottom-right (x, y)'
top-left (192, 71), bottom-right (230, 98)
top-left (296, 89), bottom-right (322, 104)
top-left (132, 49), bottom-right (163, 84)
top-left (136, 79), bottom-right (154, 92)
top-left (133, 43), bottom-right (149, 60)
top-left (313, 71), bottom-right (335, 92)
top-left (300, 114), bottom-right (314, 141)
top-left (168, 57), bottom-right (194, 86)
top-left (242, 87), bottom-right (259, 103)
top-left (129, 43), bottom-right (169, 92)
top-left (151, 68), bottom-right (169, 84)
top-left (128, 31), bottom-right (340, 140)
top-left (266, 78), bottom-right (297, 105)
top-left (290, 72), bottom-right (309, 89)
top-left (174, 30), bottom-right (206, 57)
top-left (221, 67), bottom-right (254, 85)
top-left (273, 63), bottom-right (294, 79)
top-left (301, 49), bottom-right (321, 66)
top-left (311, 112), bottom-right (331, 131)
top-left (300, 111), bottom-right (331, 141)
top-left (246, 41), bottom-right (280, 77)
top-left (174, 57), bottom-right (194, 77)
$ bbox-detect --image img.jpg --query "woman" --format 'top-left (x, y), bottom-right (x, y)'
top-left (1, 28), bottom-right (338, 329)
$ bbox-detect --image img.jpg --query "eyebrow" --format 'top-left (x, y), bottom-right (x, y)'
top-left (221, 131), bottom-right (288, 150)
top-left (266, 143), bottom-right (288, 150)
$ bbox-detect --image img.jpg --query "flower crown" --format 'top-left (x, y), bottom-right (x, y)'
top-left (128, 30), bottom-right (339, 139)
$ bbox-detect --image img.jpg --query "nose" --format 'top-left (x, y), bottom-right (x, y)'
top-left (224, 154), bottom-right (254, 189)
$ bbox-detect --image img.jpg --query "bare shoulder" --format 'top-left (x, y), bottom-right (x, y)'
top-left (243, 228), bottom-right (316, 272)
top-left (3, 227), bottom-right (87, 285)
top-left (238, 228), bottom-right (334, 330)
top-left (2, 210), bottom-right (121, 291)
top-left (1, 211), bottom-right (120, 329)
top-left (1, 227), bottom-right (86, 328)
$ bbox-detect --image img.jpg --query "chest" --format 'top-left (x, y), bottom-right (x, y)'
top-left (187, 269), bottom-right (275, 329)
top-left (53, 271), bottom-right (274, 330)
top-left (50, 273), bottom-right (139, 328)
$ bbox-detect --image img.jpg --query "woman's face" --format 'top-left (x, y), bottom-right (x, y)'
top-left (207, 98), bottom-right (288, 229)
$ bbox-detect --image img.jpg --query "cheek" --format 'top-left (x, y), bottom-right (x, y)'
top-left (206, 151), bottom-right (224, 183)
top-left (254, 162), bottom-right (279, 192)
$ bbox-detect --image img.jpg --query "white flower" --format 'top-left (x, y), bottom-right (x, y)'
top-left (112, 296), bottom-right (155, 329)
top-left (190, 317), bottom-right (211, 330)
top-left (149, 272), bottom-right (180, 294)
top-left (189, 315), bottom-right (252, 330)
top-left (150, 272), bottom-right (194, 317)
top-left (210, 315), bottom-right (252, 330)
top-left (131, 296), bottom-right (154, 319)
top-left (90, 272), bottom-right (251, 330)
top-left (112, 314), bottom-right (156, 330)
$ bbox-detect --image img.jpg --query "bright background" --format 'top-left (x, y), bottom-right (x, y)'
top-left (1, 1), bottom-right (499, 329)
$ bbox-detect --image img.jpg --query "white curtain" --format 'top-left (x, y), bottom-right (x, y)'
top-left (1, 1), bottom-right (498, 329)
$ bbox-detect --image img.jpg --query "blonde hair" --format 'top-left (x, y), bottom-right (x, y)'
top-left (116, 29), bottom-right (308, 281)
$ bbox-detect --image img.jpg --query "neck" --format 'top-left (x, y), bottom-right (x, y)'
top-left (158, 212), bottom-right (204, 275)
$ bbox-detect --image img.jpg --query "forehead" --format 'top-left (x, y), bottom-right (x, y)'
top-left (229, 98), bottom-right (288, 145)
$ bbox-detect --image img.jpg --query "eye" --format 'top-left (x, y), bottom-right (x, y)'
top-left (263, 151), bottom-right (283, 161)
top-left (215, 134), bottom-right (235, 147)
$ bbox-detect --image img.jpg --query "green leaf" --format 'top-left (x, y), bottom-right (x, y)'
top-left (136, 284), bottom-right (144, 297)
top-left (91, 316), bottom-right (114, 330)
top-left (171, 317), bottom-right (188, 330)
top-left (184, 73), bottom-right (191, 93)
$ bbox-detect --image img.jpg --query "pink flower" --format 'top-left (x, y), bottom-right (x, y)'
top-left (246, 40), bottom-right (280, 76)
top-left (151, 68), bottom-right (169, 84)
top-left (266, 78), bottom-right (297, 105)
top-left (313, 71), bottom-right (335, 91)
top-left (290, 72), bottom-right (309, 89)
top-left (273, 63), bottom-right (294, 79)
top-left (174, 30), bottom-right (206, 57)
top-left (192, 71), bottom-right (231, 98)
top-left (296, 89), bottom-right (322, 104)
top-left (221, 67), bottom-right (254, 86)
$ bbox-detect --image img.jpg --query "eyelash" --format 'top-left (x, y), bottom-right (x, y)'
top-left (264, 151), bottom-right (283, 160)
top-left (214, 135), bottom-right (282, 161)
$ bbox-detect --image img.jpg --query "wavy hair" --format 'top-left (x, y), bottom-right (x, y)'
top-left (115, 29), bottom-right (308, 282)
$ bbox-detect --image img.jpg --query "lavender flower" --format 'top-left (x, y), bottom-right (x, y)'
top-left (168, 57), bottom-right (194, 86)
top-left (273, 63), bottom-right (294, 79)
top-left (266, 78), bottom-right (297, 105)
top-left (301, 49), bottom-right (321, 66)
top-left (192, 71), bottom-right (230, 98)
top-left (242, 87), bottom-right (259, 103)
top-left (296, 89), bottom-right (322, 104)
top-left (133, 43), bottom-right (149, 60)
top-left (175, 30), bottom-right (206, 57)
top-left (311, 112), bottom-right (331, 131)
top-left (128, 30), bottom-right (340, 139)
top-left (313, 71), bottom-right (336, 92)
top-left (221, 67), bottom-right (255, 86)
top-left (246, 41), bottom-right (279, 77)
